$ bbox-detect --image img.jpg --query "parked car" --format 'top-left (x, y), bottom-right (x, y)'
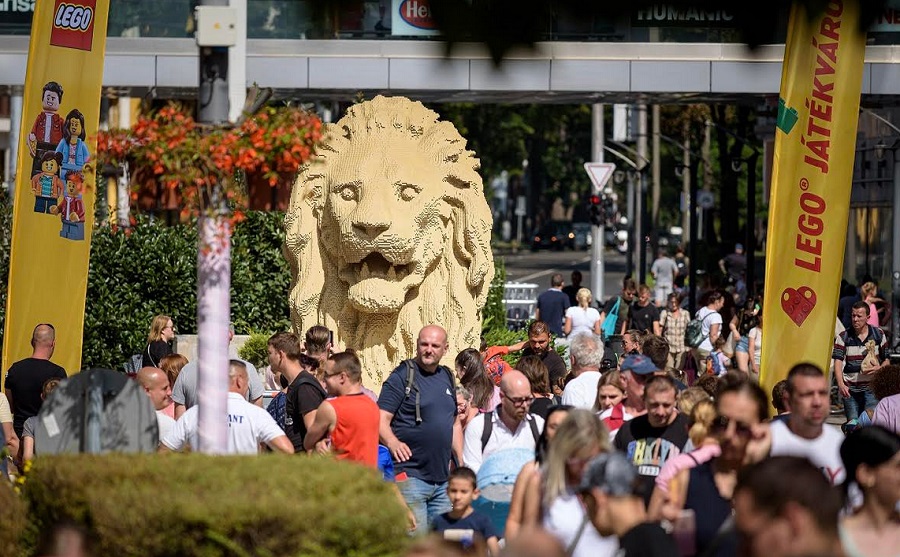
top-left (572, 222), bottom-right (592, 250)
top-left (531, 221), bottom-right (575, 251)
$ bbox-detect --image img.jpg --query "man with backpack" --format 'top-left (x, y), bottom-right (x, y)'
top-left (833, 301), bottom-right (889, 422)
top-left (267, 332), bottom-right (326, 453)
top-left (378, 325), bottom-right (460, 534)
top-left (462, 369), bottom-right (544, 473)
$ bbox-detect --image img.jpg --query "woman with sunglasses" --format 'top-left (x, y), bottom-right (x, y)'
top-left (143, 315), bottom-right (175, 368)
top-left (660, 374), bottom-right (769, 557)
top-left (518, 409), bottom-right (618, 556)
top-left (838, 426), bottom-right (900, 557)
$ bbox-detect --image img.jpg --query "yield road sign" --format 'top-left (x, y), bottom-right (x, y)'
top-left (584, 162), bottom-right (616, 191)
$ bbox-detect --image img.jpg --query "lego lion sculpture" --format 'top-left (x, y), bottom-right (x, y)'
top-left (285, 96), bottom-right (494, 387)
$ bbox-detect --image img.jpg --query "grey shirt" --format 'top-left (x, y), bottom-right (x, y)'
top-left (171, 358), bottom-right (262, 408)
top-left (651, 256), bottom-right (679, 286)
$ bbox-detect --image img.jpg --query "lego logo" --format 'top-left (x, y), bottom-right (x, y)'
top-left (54, 3), bottom-right (93, 31)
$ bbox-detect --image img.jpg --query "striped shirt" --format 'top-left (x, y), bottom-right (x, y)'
top-left (833, 325), bottom-right (887, 385)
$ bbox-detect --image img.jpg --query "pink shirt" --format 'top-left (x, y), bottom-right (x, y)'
top-left (873, 394), bottom-right (900, 434)
top-left (867, 301), bottom-right (880, 326)
top-left (654, 444), bottom-right (721, 494)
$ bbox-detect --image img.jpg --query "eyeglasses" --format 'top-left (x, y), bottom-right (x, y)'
top-left (710, 415), bottom-right (753, 438)
top-left (502, 393), bottom-right (535, 406)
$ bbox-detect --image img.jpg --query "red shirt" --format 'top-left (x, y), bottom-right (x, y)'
top-left (329, 393), bottom-right (380, 468)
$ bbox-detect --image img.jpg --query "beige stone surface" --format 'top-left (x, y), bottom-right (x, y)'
top-left (285, 96), bottom-right (494, 389)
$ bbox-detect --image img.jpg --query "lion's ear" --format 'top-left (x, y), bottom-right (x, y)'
top-left (285, 168), bottom-right (326, 328)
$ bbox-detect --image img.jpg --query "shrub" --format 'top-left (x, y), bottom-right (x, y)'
top-left (22, 454), bottom-right (408, 557)
top-left (238, 332), bottom-right (272, 369)
top-left (0, 478), bottom-right (25, 556)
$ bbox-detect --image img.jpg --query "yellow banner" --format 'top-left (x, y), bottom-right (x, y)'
top-left (2, 0), bottom-right (109, 382)
top-left (761, 0), bottom-right (866, 397)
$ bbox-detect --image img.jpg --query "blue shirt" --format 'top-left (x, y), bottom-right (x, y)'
top-left (537, 288), bottom-right (570, 336)
top-left (432, 510), bottom-right (499, 542)
top-left (378, 361), bottom-right (456, 483)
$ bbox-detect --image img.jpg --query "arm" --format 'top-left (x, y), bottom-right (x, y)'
top-left (303, 400), bottom-right (336, 452)
top-left (563, 316), bottom-right (573, 336)
top-left (534, 308), bottom-right (541, 322)
top-left (506, 340), bottom-right (527, 352)
top-left (174, 403), bottom-right (186, 420)
top-left (592, 318), bottom-right (602, 336)
top-left (649, 468), bottom-right (690, 522)
top-left (266, 435), bottom-right (295, 454)
top-left (520, 467), bottom-right (544, 528)
top-left (462, 415), bottom-right (483, 471)
top-left (21, 434), bottom-right (34, 462)
top-left (487, 537), bottom-right (501, 557)
top-left (833, 358), bottom-right (849, 398)
top-left (3, 422), bottom-right (18, 460)
top-left (505, 461), bottom-right (538, 540)
top-left (379, 409), bottom-right (411, 462)
top-left (652, 317), bottom-right (662, 337)
top-left (709, 323), bottom-right (721, 343)
top-left (452, 417), bottom-right (464, 468)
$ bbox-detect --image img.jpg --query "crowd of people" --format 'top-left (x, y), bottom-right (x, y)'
top-left (3, 267), bottom-right (900, 557)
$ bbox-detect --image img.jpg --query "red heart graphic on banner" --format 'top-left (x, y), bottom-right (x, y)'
top-left (781, 286), bottom-right (817, 327)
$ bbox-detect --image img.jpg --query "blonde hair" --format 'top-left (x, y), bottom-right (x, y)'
top-left (687, 399), bottom-right (717, 447)
top-left (147, 315), bottom-right (172, 343)
top-left (575, 287), bottom-right (593, 309)
top-left (542, 409), bottom-right (609, 508)
top-left (677, 386), bottom-right (711, 416)
top-left (861, 281), bottom-right (877, 299)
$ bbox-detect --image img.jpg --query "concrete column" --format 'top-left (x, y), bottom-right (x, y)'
top-left (8, 85), bottom-right (24, 200)
top-left (636, 103), bottom-right (648, 283)
top-left (228, 0), bottom-right (247, 122)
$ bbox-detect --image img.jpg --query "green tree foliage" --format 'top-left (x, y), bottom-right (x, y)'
top-left (20, 454), bottom-right (408, 556)
top-left (0, 479), bottom-right (25, 557)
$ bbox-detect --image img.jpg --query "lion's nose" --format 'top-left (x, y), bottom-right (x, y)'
top-left (352, 219), bottom-right (390, 239)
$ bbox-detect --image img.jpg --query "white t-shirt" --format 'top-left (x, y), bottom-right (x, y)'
top-left (748, 326), bottom-right (762, 367)
top-left (696, 307), bottom-right (723, 352)
top-left (565, 306), bottom-right (601, 337)
top-left (561, 371), bottom-right (602, 410)
top-left (543, 490), bottom-right (619, 557)
top-left (161, 393), bottom-right (286, 455)
top-left (462, 410), bottom-right (544, 473)
top-left (651, 256), bottom-right (679, 286)
top-left (156, 410), bottom-right (176, 442)
top-left (770, 420), bottom-right (846, 484)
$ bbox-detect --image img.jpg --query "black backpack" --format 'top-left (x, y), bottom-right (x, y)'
top-left (397, 359), bottom-right (456, 424)
top-left (480, 409), bottom-right (540, 452)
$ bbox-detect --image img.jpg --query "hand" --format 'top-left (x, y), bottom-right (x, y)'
top-left (27, 134), bottom-right (36, 156)
top-left (68, 212), bottom-right (80, 222)
top-left (314, 438), bottom-right (332, 455)
top-left (838, 382), bottom-right (850, 398)
top-left (388, 439), bottom-right (412, 462)
top-left (406, 508), bottom-right (417, 531)
top-left (744, 423), bottom-right (772, 464)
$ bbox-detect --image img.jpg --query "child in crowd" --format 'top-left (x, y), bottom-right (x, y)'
top-left (709, 336), bottom-right (731, 377)
top-left (432, 467), bottom-right (501, 556)
top-left (19, 377), bottom-right (62, 463)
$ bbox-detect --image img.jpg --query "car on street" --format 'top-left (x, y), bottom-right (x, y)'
top-left (572, 222), bottom-right (592, 250)
top-left (531, 221), bottom-right (575, 251)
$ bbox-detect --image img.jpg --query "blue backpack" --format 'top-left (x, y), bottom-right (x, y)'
top-left (266, 391), bottom-right (286, 430)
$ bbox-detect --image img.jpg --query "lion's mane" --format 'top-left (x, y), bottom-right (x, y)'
top-left (285, 96), bottom-right (494, 386)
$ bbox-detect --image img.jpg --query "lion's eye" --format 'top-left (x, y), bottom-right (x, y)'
top-left (338, 184), bottom-right (357, 201)
top-left (398, 184), bottom-right (420, 201)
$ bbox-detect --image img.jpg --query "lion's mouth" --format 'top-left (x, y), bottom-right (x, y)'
top-left (352, 253), bottom-right (413, 282)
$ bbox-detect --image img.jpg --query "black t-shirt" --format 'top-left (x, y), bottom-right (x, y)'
top-left (614, 413), bottom-right (690, 505)
top-left (723, 253), bottom-right (746, 281)
top-left (561, 285), bottom-right (579, 307)
top-left (630, 303), bottom-right (660, 334)
top-left (377, 361), bottom-right (457, 483)
top-left (284, 370), bottom-right (326, 452)
top-left (432, 510), bottom-right (499, 542)
top-left (619, 522), bottom-right (679, 557)
top-left (142, 339), bottom-right (172, 368)
top-left (529, 396), bottom-right (557, 419)
top-left (522, 347), bottom-right (568, 388)
top-left (602, 296), bottom-right (631, 335)
top-left (4, 357), bottom-right (67, 436)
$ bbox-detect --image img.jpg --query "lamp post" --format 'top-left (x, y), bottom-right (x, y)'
top-left (603, 144), bottom-right (649, 283)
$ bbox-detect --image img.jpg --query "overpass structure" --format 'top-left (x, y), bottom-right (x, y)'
top-left (0, 37), bottom-right (898, 103)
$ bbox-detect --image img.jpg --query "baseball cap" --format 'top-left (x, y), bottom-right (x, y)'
top-left (735, 243), bottom-right (744, 251)
top-left (619, 354), bottom-right (656, 375)
top-left (578, 451), bottom-right (638, 496)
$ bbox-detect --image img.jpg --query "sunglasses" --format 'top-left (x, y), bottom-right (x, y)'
top-left (710, 415), bottom-right (753, 438)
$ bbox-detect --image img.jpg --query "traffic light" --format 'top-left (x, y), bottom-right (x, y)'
top-left (589, 194), bottom-right (603, 226)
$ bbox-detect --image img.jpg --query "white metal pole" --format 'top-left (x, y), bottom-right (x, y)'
top-left (591, 104), bottom-right (606, 301)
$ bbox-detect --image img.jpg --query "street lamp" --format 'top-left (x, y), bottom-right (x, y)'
top-left (602, 144), bottom-right (650, 283)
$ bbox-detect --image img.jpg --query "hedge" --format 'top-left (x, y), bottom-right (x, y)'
top-left (0, 195), bottom-right (293, 369)
top-left (0, 477), bottom-right (25, 556)
top-left (19, 454), bottom-right (408, 556)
